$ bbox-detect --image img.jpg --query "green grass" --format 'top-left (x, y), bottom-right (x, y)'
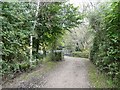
top-left (20, 60), bottom-right (58, 81)
top-left (3, 60), bottom-right (59, 87)
top-left (87, 61), bottom-right (116, 88)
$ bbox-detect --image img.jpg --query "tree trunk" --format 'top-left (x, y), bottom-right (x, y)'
top-left (36, 38), bottom-right (39, 53)
top-left (43, 45), bottom-right (46, 56)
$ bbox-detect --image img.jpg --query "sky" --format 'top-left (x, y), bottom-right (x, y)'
top-left (69, 0), bottom-right (95, 8)
top-left (69, 0), bottom-right (115, 7)
top-left (1, 0), bottom-right (117, 3)
top-left (69, 0), bottom-right (91, 11)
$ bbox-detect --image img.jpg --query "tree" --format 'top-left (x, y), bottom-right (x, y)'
top-left (89, 1), bottom-right (120, 87)
top-left (34, 3), bottom-right (82, 56)
top-left (1, 2), bottom-right (36, 78)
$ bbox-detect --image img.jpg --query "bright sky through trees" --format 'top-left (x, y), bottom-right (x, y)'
top-left (69, 0), bottom-right (119, 7)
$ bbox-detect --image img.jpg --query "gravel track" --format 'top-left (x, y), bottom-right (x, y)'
top-left (3, 56), bottom-right (91, 88)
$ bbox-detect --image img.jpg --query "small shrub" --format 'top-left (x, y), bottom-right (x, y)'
top-left (72, 50), bottom-right (89, 58)
top-left (19, 62), bottom-right (30, 72)
top-left (49, 51), bottom-right (63, 61)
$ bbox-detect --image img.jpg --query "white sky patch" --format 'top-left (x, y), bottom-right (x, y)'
top-left (1, 0), bottom-right (119, 2)
top-left (69, 0), bottom-right (94, 7)
top-left (69, 0), bottom-right (119, 7)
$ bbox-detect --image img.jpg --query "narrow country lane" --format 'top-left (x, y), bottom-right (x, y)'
top-left (43, 56), bottom-right (91, 88)
top-left (3, 56), bottom-right (91, 88)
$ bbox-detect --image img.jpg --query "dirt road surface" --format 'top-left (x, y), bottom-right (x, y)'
top-left (3, 56), bottom-right (91, 88)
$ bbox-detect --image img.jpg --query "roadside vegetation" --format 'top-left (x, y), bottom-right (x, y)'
top-left (88, 61), bottom-right (116, 88)
top-left (1, 1), bottom-right (120, 88)
top-left (64, 1), bottom-right (120, 88)
top-left (89, 2), bottom-right (120, 87)
top-left (3, 58), bottom-right (59, 87)
top-left (72, 50), bottom-right (89, 58)
top-left (1, 2), bottom-right (82, 84)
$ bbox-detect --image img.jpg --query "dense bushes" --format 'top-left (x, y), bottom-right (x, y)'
top-left (1, 2), bottom-right (82, 82)
top-left (72, 50), bottom-right (89, 58)
top-left (90, 2), bottom-right (120, 87)
top-left (50, 51), bottom-right (64, 61)
top-left (53, 52), bottom-right (63, 61)
top-left (1, 2), bottom-right (35, 80)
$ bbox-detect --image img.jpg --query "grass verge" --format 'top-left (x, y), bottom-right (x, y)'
top-left (20, 61), bottom-right (58, 80)
top-left (2, 60), bottom-right (60, 88)
top-left (87, 61), bottom-right (116, 88)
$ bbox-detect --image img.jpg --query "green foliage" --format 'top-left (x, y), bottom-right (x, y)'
top-left (88, 61), bottom-right (116, 88)
top-left (1, 2), bottom-right (82, 81)
top-left (89, 1), bottom-right (120, 87)
top-left (35, 3), bottom-right (82, 55)
top-left (1, 2), bottom-right (36, 80)
top-left (50, 52), bottom-right (64, 61)
top-left (72, 50), bottom-right (89, 58)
